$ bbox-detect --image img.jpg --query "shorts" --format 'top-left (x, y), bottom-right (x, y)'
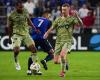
top-left (54, 41), bottom-right (72, 55)
top-left (12, 34), bottom-right (35, 48)
top-left (34, 39), bottom-right (53, 52)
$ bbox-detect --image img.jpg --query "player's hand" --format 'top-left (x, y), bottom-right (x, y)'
top-left (74, 11), bottom-right (79, 17)
top-left (43, 32), bottom-right (48, 39)
top-left (35, 29), bottom-right (41, 33)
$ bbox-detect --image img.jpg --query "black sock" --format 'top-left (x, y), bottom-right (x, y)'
top-left (28, 57), bottom-right (33, 70)
top-left (44, 53), bottom-right (53, 62)
top-left (14, 57), bottom-right (17, 63)
top-left (66, 63), bottom-right (69, 70)
top-left (14, 52), bottom-right (19, 63)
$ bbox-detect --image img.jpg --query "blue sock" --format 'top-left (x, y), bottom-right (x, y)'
top-left (44, 53), bottom-right (53, 62)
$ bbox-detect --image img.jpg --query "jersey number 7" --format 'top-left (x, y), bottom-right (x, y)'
top-left (38, 19), bottom-right (44, 27)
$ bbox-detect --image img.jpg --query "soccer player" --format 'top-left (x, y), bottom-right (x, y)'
top-left (43, 4), bottom-right (83, 77)
top-left (8, 1), bottom-right (38, 71)
top-left (27, 11), bottom-right (54, 75)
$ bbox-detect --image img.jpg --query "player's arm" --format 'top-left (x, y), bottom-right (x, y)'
top-left (25, 8), bottom-right (36, 30)
top-left (43, 27), bottom-right (54, 39)
top-left (74, 11), bottom-right (84, 27)
top-left (44, 18), bottom-right (58, 39)
top-left (27, 18), bottom-right (36, 30)
top-left (74, 11), bottom-right (84, 33)
top-left (27, 18), bottom-right (40, 33)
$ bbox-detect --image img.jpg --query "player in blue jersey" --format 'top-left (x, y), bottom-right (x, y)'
top-left (27, 11), bottom-right (54, 75)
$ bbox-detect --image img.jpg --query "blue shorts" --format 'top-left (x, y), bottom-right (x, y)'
top-left (34, 39), bottom-right (53, 52)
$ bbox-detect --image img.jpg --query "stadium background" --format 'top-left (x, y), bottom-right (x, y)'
top-left (0, 0), bottom-right (100, 51)
top-left (0, 0), bottom-right (100, 80)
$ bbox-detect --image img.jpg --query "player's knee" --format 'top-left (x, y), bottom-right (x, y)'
top-left (28, 44), bottom-right (37, 53)
top-left (32, 47), bottom-right (37, 53)
top-left (54, 59), bottom-right (60, 64)
top-left (60, 53), bottom-right (66, 58)
top-left (13, 47), bottom-right (20, 54)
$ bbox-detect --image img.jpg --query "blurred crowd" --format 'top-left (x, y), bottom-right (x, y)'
top-left (0, 0), bottom-right (100, 34)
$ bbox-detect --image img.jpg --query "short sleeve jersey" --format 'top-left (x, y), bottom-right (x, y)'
top-left (9, 9), bottom-right (29, 35)
top-left (52, 16), bottom-right (79, 42)
top-left (31, 17), bottom-right (52, 40)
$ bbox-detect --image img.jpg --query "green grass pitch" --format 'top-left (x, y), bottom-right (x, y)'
top-left (0, 51), bottom-right (100, 80)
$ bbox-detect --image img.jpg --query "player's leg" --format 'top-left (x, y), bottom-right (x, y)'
top-left (68, 40), bottom-right (73, 54)
top-left (39, 39), bottom-right (54, 70)
top-left (24, 35), bottom-right (42, 75)
top-left (24, 34), bottom-right (37, 62)
top-left (44, 49), bottom-right (54, 62)
top-left (59, 44), bottom-right (67, 77)
top-left (28, 44), bottom-right (42, 74)
top-left (27, 55), bottom-right (42, 75)
top-left (54, 55), bottom-right (60, 64)
top-left (59, 50), bottom-right (67, 77)
top-left (27, 40), bottom-right (39, 73)
top-left (28, 44), bottom-right (37, 62)
top-left (54, 43), bottom-right (61, 64)
top-left (59, 43), bottom-right (71, 77)
top-left (27, 55), bottom-right (33, 75)
top-left (12, 34), bottom-right (22, 70)
top-left (24, 35), bottom-right (37, 68)
top-left (40, 40), bottom-right (54, 62)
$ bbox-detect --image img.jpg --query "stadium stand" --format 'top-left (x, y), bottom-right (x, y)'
top-left (0, 0), bottom-right (100, 34)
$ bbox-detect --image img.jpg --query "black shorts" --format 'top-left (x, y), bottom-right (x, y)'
top-left (34, 39), bottom-right (53, 52)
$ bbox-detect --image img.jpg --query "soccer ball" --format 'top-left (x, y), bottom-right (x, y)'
top-left (30, 63), bottom-right (41, 72)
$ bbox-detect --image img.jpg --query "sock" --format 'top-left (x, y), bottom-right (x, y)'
top-left (44, 53), bottom-right (53, 62)
top-left (31, 53), bottom-right (38, 62)
top-left (14, 52), bottom-right (19, 63)
top-left (28, 56), bottom-right (33, 70)
top-left (14, 57), bottom-right (17, 63)
top-left (66, 63), bottom-right (69, 70)
top-left (61, 57), bottom-right (66, 72)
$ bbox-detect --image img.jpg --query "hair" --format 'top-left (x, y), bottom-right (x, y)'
top-left (62, 3), bottom-right (70, 7)
top-left (42, 10), bottom-right (49, 15)
top-left (15, 0), bottom-right (23, 6)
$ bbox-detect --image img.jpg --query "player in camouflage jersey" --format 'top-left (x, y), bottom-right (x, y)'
top-left (44, 4), bottom-right (83, 77)
top-left (8, 1), bottom-right (39, 72)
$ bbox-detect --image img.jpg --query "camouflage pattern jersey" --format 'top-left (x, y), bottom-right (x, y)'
top-left (52, 16), bottom-right (79, 44)
top-left (8, 9), bottom-right (29, 35)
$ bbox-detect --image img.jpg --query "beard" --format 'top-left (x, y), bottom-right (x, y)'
top-left (17, 9), bottom-right (23, 13)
